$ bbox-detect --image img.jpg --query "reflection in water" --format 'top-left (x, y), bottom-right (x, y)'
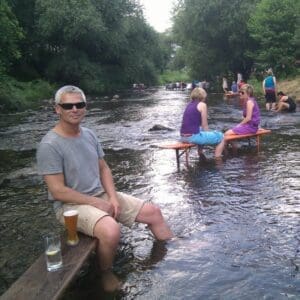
top-left (0, 88), bottom-right (299, 299)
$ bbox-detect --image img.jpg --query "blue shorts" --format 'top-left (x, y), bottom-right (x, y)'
top-left (186, 131), bottom-right (224, 145)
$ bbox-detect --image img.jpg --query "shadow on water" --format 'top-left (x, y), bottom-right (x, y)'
top-left (0, 88), bottom-right (299, 299)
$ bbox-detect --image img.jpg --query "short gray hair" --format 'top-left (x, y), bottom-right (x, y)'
top-left (54, 85), bottom-right (86, 104)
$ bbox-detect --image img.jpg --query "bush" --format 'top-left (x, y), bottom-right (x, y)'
top-left (159, 69), bottom-right (190, 85)
top-left (0, 77), bottom-right (54, 112)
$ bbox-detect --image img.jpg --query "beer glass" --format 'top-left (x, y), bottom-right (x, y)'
top-left (63, 209), bottom-right (79, 246)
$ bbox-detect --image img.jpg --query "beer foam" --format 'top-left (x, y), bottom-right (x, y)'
top-left (63, 209), bottom-right (78, 217)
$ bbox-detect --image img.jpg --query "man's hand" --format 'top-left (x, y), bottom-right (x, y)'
top-left (91, 196), bottom-right (120, 219)
top-left (92, 198), bottom-right (115, 217)
top-left (109, 196), bottom-right (120, 219)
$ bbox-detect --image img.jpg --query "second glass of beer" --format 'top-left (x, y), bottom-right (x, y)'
top-left (63, 209), bottom-right (79, 246)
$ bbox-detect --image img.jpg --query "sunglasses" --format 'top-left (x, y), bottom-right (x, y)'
top-left (58, 102), bottom-right (86, 110)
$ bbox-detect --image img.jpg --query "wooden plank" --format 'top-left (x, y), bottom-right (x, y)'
top-left (158, 128), bottom-right (271, 149)
top-left (158, 142), bottom-right (196, 150)
top-left (1, 233), bottom-right (97, 300)
top-left (157, 128), bottom-right (271, 168)
top-left (225, 128), bottom-right (271, 142)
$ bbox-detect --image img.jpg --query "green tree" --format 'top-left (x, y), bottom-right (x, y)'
top-left (172, 0), bottom-right (258, 80)
top-left (0, 0), bottom-right (23, 74)
top-left (32, 0), bottom-right (166, 91)
top-left (248, 0), bottom-right (299, 76)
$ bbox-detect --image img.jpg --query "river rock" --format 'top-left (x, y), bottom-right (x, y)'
top-left (149, 124), bottom-right (174, 131)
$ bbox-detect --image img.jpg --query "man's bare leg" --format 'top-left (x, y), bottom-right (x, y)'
top-left (135, 203), bottom-right (173, 240)
top-left (93, 216), bottom-right (121, 292)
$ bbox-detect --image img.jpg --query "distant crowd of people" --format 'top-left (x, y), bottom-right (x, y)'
top-left (222, 72), bottom-right (245, 94)
top-left (165, 80), bottom-right (210, 91)
top-left (165, 82), bottom-right (187, 91)
top-left (132, 83), bottom-right (145, 90)
top-left (223, 69), bottom-right (296, 113)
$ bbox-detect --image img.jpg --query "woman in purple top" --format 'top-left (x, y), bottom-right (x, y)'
top-left (225, 84), bottom-right (260, 136)
top-left (180, 87), bottom-right (225, 158)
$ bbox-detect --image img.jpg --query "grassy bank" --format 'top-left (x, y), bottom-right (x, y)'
top-left (0, 78), bottom-right (54, 112)
top-left (277, 76), bottom-right (300, 102)
top-left (159, 70), bottom-right (190, 85)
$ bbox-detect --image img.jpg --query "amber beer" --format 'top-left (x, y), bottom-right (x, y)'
top-left (63, 210), bottom-right (79, 246)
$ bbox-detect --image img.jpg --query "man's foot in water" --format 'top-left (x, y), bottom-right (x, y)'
top-left (100, 269), bottom-right (121, 293)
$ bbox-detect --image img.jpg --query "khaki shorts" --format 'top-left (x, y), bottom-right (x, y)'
top-left (55, 191), bottom-right (144, 237)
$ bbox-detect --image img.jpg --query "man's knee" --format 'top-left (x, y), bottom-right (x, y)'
top-left (146, 203), bottom-right (164, 221)
top-left (94, 216), bottom-right (121, 243)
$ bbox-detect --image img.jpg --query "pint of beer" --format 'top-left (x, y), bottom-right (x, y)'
top-left (63, 210), bottom-right (79, 246)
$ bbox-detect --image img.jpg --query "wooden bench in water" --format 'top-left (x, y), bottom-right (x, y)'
top-left (158, 128), bottom-right (271, 169)
top-left (225, 128), bottom-right (271, 150)
top-left (158, 141), bottom-right (197, 169)
top-left (1, 233), bottom-right (97, 300)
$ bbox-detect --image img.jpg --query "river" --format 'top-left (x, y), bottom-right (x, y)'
top-left (0, 87), bottom-right (299, 299)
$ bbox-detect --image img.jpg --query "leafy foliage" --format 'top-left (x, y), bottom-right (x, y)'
top-left (0, 77), bottom-right (53, 111)
top-left (172, 0), bottom-right (259, 80)
top-left (172, 0), bottom-right (298, 80)
top-left (1, 0), bottom-right (172, 110)
top-left (248, 0), bottom-right (299, 75)
top-left (1, 0), bottom-right (299, 111)
top-left (0, 0), bottom-right (24, 72)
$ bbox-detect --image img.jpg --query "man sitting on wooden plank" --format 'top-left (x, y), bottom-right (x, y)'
top-left (36, 85), bottom-right (173, 293)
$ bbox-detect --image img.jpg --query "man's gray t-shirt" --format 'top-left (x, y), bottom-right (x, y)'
top-left (36, 126), bottom-right (105, 208)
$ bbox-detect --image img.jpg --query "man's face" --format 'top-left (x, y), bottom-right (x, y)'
top-left (55, 92), bottom-right (86, 125)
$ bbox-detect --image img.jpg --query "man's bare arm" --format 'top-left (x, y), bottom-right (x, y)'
top-left (44, 173), bottom-right (113, 215)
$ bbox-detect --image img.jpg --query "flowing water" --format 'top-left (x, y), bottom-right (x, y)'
top-left (0, 88), bottom-right (299, 299)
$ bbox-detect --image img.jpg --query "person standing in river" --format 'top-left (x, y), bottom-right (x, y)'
top-left (237, 72), bottom-right (243, 87)
top-left (222, 77), bottom-right (228, 93)
top-left (36, 85), bottom-right (173, 293)
top-left (225, 84), bottom-right (260, 137)
top-left (262, 68), bottom-right (277, 111)
top-left (180, 87), bottom-right (225, 158)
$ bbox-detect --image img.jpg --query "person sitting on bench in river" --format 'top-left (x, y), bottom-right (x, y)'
top-left (180, 87), bottom-right (225, 158)
top-left (225, 84), bottom-right (261, 146)
top-left (36, 85), bottom-right (173, 293)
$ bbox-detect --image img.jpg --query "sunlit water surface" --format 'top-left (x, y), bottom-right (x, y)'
top-left (0, 88), bottom-right (299, 299)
